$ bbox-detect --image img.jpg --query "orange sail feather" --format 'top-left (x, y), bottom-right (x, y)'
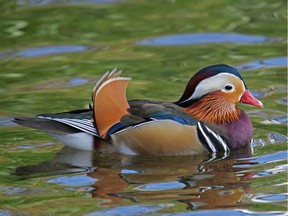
top-left (93, 70), bottom-right (131, 137)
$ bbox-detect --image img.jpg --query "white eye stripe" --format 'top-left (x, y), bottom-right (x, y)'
top-left (181, 73), bottom-right (243, 103)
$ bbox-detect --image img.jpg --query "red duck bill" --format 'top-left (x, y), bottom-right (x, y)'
top-left (241, 90), bottom-right (263, 108)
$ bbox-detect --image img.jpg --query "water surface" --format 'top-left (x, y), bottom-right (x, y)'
top-left (0, 0), bottom-right (286, 215)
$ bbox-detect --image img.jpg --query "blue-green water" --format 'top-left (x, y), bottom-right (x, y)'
top-left (0, 0), bottom-right (287, 215)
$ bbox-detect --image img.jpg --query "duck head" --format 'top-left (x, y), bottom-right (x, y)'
top-left (177, 64), bottom-right (263, 124)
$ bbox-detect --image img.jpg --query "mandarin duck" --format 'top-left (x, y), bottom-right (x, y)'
top-left (14, 64), bottom-right (263, 155)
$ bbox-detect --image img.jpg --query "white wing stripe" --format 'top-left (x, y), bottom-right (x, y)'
top-left (54, 119), bottom-right (97, 134)
top-left (197, 122), bottom-right (216, 152)
top-left (204, 125), bottom-right (230, 151)
top-left (38, 116), bottom-right (98, 136)
top-left (63, 119), bottom-right (94, 127)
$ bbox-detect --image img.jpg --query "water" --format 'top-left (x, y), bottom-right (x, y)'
top-left (0, 0), bottom-right (287, 215)
top-left (9, 148), bottom-right (288, 215)
top-left (15, 45), bottom-right (88, 57)
top-left (136, 33), bottom-right (274, 46)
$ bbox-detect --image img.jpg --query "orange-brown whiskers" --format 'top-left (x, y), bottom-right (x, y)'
top-left (183, 91), bottom-right (241, 124)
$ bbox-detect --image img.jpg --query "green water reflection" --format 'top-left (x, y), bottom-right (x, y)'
top-left (0, 0), bottom-right (287, 215)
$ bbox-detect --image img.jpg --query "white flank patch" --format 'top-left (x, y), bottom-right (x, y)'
top-left (51, 132), bottom-right (94, 151)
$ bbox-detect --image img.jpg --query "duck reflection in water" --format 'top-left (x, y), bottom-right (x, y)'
top-left (15, 145), bottom-right (256, 210)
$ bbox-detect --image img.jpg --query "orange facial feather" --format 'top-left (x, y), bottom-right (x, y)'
top-left (184, 91), bottom-right (241, 124)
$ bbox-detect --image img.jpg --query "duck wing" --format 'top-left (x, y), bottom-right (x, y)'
top-left (14, 109), bottom-right (98, 136)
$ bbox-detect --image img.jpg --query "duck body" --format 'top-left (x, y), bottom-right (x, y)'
top-left (109, 102), bottom-right (254, 155)
top-left (14, 65), bottom-right (262, 155)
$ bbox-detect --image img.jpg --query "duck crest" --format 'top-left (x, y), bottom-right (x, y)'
top-left (183, 92), bottom-right (241, 124)
top-left (178, 71), bottom-right (215, 103)
top-left (177, 64), bottom-right (246, 104)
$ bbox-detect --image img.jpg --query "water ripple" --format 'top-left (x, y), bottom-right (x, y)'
top-left (17, 142), bottom-right (56, 149)
top-left (47, 175), bottom-right (96, 186)
top-left (262, 116), bottom-right (288, 125)
top-left (277, 98), bottom-right (288, 105)
top-left (253, 151), bottom-right (288, 164)
top-left (250, 90), bottom-right (267, 99)
top-left (136, 33), bottom-right (273, 46)
top-left (252, 193), bottom-right (288, 203)
top-left (235, 151), bottom-right (288, 168)
top-left (67, 77), bottom-right (90, 86)
top-left (88, 204), bottom-right (174, 216)
top-left (17, 0), bottom-right (124, 6)
top-left (135, 181), bottom-right (186, 191)
top-left (15, 45), bottom-right (88, 57)
top-left (0, 210), bottom-right (15, 216)
top-left (237, 57), bottom-right (287, 70)
top-left (163, 209), bottom-right (286, 216)
top-left (0, 117), bottom-right (17, 127)
top-left (252, 164), bottom-right (288, 178)
top-left (0, 186), bottom-right (54, 195)
top-left (268, 132), bottom-right (288, 143)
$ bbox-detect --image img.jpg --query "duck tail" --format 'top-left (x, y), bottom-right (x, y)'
top-left (13, 117), bottom-right (80, 134)
top-left (92, 69), bottom-right (131, 137)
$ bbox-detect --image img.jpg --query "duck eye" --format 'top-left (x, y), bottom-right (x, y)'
top-left (224, 84), bottom-right (233, 91)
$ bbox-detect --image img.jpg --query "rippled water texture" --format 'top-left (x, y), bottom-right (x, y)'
top-left (0, 0), bottom-right (287, 215)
